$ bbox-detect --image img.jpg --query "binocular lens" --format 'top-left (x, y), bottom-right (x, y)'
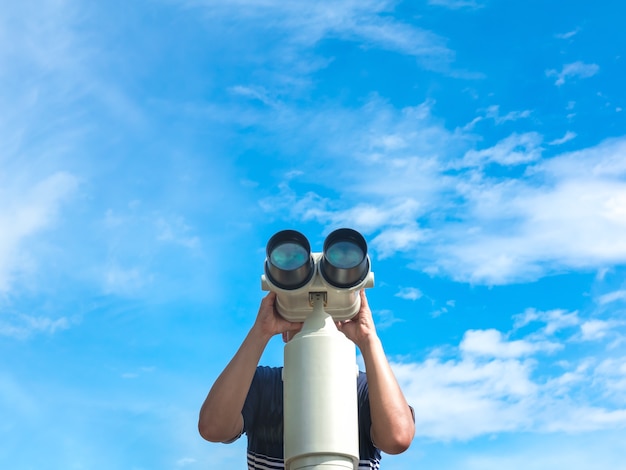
top-left (325, 241), bottom-right (364, 269)
top-left (321, 229), bottom-right (369, 288)
top-left (270, 242), bottom-right (309, 270)
top-left (265, 230), bottom-right (314, 290)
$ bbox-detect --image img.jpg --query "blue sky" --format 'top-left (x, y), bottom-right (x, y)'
top-left (2, 0), bottom-right (626, 468)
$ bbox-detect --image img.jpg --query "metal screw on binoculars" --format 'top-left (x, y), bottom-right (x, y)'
top-left (261, 228), bottom-right (375, 470)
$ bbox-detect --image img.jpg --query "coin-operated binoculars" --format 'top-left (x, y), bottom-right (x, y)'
top-left (261, 228), bottom-right (374, 470)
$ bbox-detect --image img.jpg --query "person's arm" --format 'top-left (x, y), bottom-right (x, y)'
top-left (338, 290), bottom-right (415, 454)
top-left (198, 292), bottom-right (302, 443)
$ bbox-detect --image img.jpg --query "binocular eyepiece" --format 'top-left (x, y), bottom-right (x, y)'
top-left (262, 228), bottom-right (374, 321)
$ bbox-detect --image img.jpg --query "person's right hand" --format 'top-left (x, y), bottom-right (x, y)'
top-left (252, 292), bottom-right (303, 340)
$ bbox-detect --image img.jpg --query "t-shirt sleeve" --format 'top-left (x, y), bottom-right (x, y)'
top-left (220, 367), bottom-right (269, 445)
top-left (356, 371), bottom-right (376, 453)
top-left (242, 366), bottom-right (283, 435)
top-left (242, 366), bottom-right (263, 435)
top-left (240, 366), bottom-right (285, 458)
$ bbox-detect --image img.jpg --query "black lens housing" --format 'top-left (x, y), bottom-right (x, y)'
top-left (265, 230), bottom-right (314, 290)
top-left (320, 228), bottom-right (369, 288)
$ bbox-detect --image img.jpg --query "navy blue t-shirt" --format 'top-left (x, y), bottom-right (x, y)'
top-left (239, 366), bottom-right (382, 470)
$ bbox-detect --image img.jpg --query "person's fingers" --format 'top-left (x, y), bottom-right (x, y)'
top-left (360, 289), bottom-right (370, 308)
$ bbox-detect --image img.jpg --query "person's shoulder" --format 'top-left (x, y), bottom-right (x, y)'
top-left (256, 365), bottom-right (282, 373)
top-left (255, 365), bottom-right (283, 380)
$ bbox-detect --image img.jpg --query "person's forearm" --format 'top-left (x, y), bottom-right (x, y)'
top-left (198, 326), bottom-right (271, 442)
top-left (360, 335), bottom-right (415, 454)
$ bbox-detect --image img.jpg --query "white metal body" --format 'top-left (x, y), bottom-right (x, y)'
top-left (262, 252), bottom-right (375, 322)
top-left (283, 295), bottom-right (359, 470)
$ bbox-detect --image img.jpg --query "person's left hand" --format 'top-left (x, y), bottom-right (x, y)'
top-left (336, 290), bottom-right (378, 349)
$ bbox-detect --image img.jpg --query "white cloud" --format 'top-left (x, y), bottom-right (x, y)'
top-left (542, 407), bottom-right (626, 433)
top-left (549, 131), bottom-right (577, 145)
top-left (372, 224), bottom-right (429, 258)
top-left (579, 319), bottom-right (623, 341)
top-left (461, 132), bottom-right (543, 167)
top-left (0, 172), bottom-right (78, 293)
top-left (229, 85), bottom-right (276, 107)
top-left (0, 0), bottom-right (82, 75)
top-left (259, 92), bottom-right (626, 284)
top-left (121, 366), bottom-right (156, 380)
top-left (485, 105), bottom-right (532, 125)
top-left (407, 430), bottom-right (626, 470)
top-left (391, 323), bottom-right (626, 440)
top-left (261, 186), bottom-right (429, 241)
top-left (595, 357), bottom-right (626, 403)
top-left (395, 287), bottom-right (423, 300)
top-left (176, 457), bottom-right (197, 468)
top-left (537, 137), bottom-right (626, 179)
top-left (373, 309), bottom-right (404, 329)
top-left (339, 199), bottom-right (424, 233)
top-left (428, 0), bottom-right (486, 9)
top-left (0, 314), bottom-right (70, 339)
top-left (513, 308), bottom-right (580, 336)
top-left (103, 265), bottom-right (152, 296)
top-left (512, 307), bottom-right (623, 345)
top-left (460, 329), bottom-right (562, 358)
top-left (546, 61), bottom-right (599, 86)
top-left (555, 28), bottom-right (580, 40)
top-left (156, 216), bottom-right (201, 250)
top-left (434, 138), bottom-right (626, 284)
top-left (462, 106), bottom-right (532, 131)
top-left (182, 0), bottom-right (455, 76)
top-left (222, 18), bottom-right (619, 282)
top-left (598, 289), bottom-right (626, 305)
top-left (393, 357), bottom-right (538, 439)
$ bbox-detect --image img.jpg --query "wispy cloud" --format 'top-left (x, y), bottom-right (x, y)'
top-left (447, 137), bottom-right (626, 282)
top-left (546, 61), bottom-right (600, 86)
top-left (0, 313), bottom-right (71, 339)
top-left (388, 297), bottom-right (626, 440)
top-left (555, 28), bottom-right (581, 40)
top-left (395, 287), bottom-right (424, 301)
top-left (392, 317), bottom-right (626, 440)
top-left (460, 132), bottom-right (542, 167)
top-left (0, 172), bottom-right (78, 294)
top-left (428, 0), bottom-right (486, 9)
top-left (156, 216), bottom-right (201, 250)
top-left (373, 309), bottom-right (405, 329)
top-left (121, 366), bottom-right (156, 379)
top-left (257, 91), bottom-right (626, 284)
top-left (579, 319), bottom-right (624, 342)
top-left (460, 329), bottom-right (562, 358)
top-left (229, 85), bottom-right (277, 107)
top-left (2, 1), bottom-right (624, 469)
top-left (549, 131), bottom-right (577, 145)
top-left (372, 224), bottom-right (430, 258)
top-left (176, 457), bottom-right (197, 468)
top-left (393, 355), bottom-right (537, 439)
top-left (179, 0), bottom-right (456, 77)
top-left (486, 105), bottom-right (531, 124)
top-left (598, 289), bottom-right (626, 305)
top-left (514, 308), bottom-right (580, 336)
top-left (103, 264), bottom-right (152, 297)
top-left (463, 105), bottom-right (532, 130)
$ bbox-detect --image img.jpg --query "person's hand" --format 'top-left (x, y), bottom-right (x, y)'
top-left (252, 292), bottom-right (302, 341)
top-left (337, 290), bottom-right (378, 349)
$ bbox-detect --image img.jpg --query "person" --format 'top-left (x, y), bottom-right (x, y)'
top-left (198, 289), bottom-right (415, 469)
